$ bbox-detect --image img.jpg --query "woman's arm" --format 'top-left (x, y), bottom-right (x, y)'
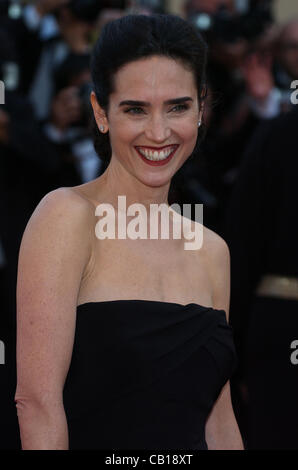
top-left (204, 232), bottom-right (244, 450)
top-left (15, 188), bottom-right (94, 449)
top-left (205, 379), bottom-right (244, 450)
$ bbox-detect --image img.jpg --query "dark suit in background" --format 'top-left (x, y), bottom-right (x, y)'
top-left (224, 106), bottom-right (298, 449)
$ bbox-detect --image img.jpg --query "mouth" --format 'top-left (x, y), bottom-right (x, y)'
top-left (134, 144), bottom-right (179, 166)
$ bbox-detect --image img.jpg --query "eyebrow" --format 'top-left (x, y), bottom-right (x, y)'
top-left (118, 96), bottom-right (193, 107)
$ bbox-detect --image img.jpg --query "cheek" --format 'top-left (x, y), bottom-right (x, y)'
top-left (108, 122), bottom-right (145, 162)
top-left (178, 120), bottom-right (198, 147)
top-left (111, 116), bottom-right (142, 142)
top-left (108, 119), bottom-right (136, 151)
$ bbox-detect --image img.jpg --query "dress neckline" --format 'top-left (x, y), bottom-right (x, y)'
top-left (76, 299), bottom-right (226, 314)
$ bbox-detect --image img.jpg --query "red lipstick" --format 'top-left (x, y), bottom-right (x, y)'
top-left (134, 145), bottom-right (179, 167)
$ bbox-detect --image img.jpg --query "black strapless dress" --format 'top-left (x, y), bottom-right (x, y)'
top-left (63, 300), bottom-right (238, 450)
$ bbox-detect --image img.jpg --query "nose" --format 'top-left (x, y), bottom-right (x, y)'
top-left (144, 113), bottom-right (171, 143)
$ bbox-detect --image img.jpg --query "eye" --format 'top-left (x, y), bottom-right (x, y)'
top-left (170, 104), bottom-right (189, 113)
top-left (124, 107), bottom-right (145, 115)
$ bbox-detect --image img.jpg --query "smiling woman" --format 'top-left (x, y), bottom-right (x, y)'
top-left (90, 14), bottom-right (208, 166)
top-left (15, 14), bottom-right (243, 450)
top-left (90, 54), bottom-right (204, 188)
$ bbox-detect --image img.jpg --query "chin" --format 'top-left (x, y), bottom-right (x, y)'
top-left (137, 171), bottom-right (173, 188)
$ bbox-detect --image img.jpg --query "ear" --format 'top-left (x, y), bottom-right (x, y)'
top-left (90, 91), bottom-right (109, 133)
top-left (198, 100), bottom-right (205, 122)
top-left (198, 86), bottom-right (207, 122)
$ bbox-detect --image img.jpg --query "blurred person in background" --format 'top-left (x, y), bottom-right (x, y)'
top-left (178, 0), bottom-right (279, 234)
top-left (0, 0), bottom-right (125, 95)
top-left (223, 104), bottom-right (298, 449)
top-left (0, 0), bottom-right (53, 95)
top-left (126, 0), bottom-right (165, 15)
top-left (27, 0), bottom-right (107, 120)
top-left (273, 18), bottom-right (298, 108)
top-left (240, 16), bottom-right (298, 120)
top-left (43, 51), bottom-right (103, 183)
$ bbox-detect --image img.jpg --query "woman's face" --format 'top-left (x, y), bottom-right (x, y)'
top-left (92, 55), bottom-right (203, 187)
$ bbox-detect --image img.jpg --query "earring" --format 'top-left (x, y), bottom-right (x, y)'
top-left (197, 120), bottom-right (202, 127)
top-left (99, 125), bottom-right (105, 132)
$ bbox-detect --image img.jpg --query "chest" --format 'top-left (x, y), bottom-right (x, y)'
top-left (79, 236), bottom-right (212, 305)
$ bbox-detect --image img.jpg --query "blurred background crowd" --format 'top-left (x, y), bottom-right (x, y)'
top-left (0, 0), bottom-right (298, 450)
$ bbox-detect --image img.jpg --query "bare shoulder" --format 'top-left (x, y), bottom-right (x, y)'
top-left (181, 215), bottom-right (229, 258)
top-left (174, 210), bottom-right (229, 259)
top-left (23, 186), bottom-right (96, 249)
top-left (202, 224), bottom-right (230, 262)
top-left (18, 186), bottom-right (96, 297)
top-left (201, 224), bottom-right (231, 318)
top-left (29, 186), bottom-right (95, 225)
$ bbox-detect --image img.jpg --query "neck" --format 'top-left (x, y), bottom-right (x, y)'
top-left (95, 160), bottom-right (171, 212)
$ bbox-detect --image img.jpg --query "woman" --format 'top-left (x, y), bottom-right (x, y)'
top-left (15, 14), bottom-right (243, 450)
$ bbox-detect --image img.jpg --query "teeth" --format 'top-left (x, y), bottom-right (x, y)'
top-left (137, 147), bottom-right (176, 161)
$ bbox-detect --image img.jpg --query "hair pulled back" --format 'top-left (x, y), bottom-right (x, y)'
top-left (90, 14), bottom-right (208, 162)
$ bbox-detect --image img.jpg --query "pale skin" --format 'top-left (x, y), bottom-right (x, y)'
top-left (15, 55), bottom-right (244, 449)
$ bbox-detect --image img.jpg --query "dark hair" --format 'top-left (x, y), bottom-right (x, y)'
top-left (90, 13), bottom-right (208, 162)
